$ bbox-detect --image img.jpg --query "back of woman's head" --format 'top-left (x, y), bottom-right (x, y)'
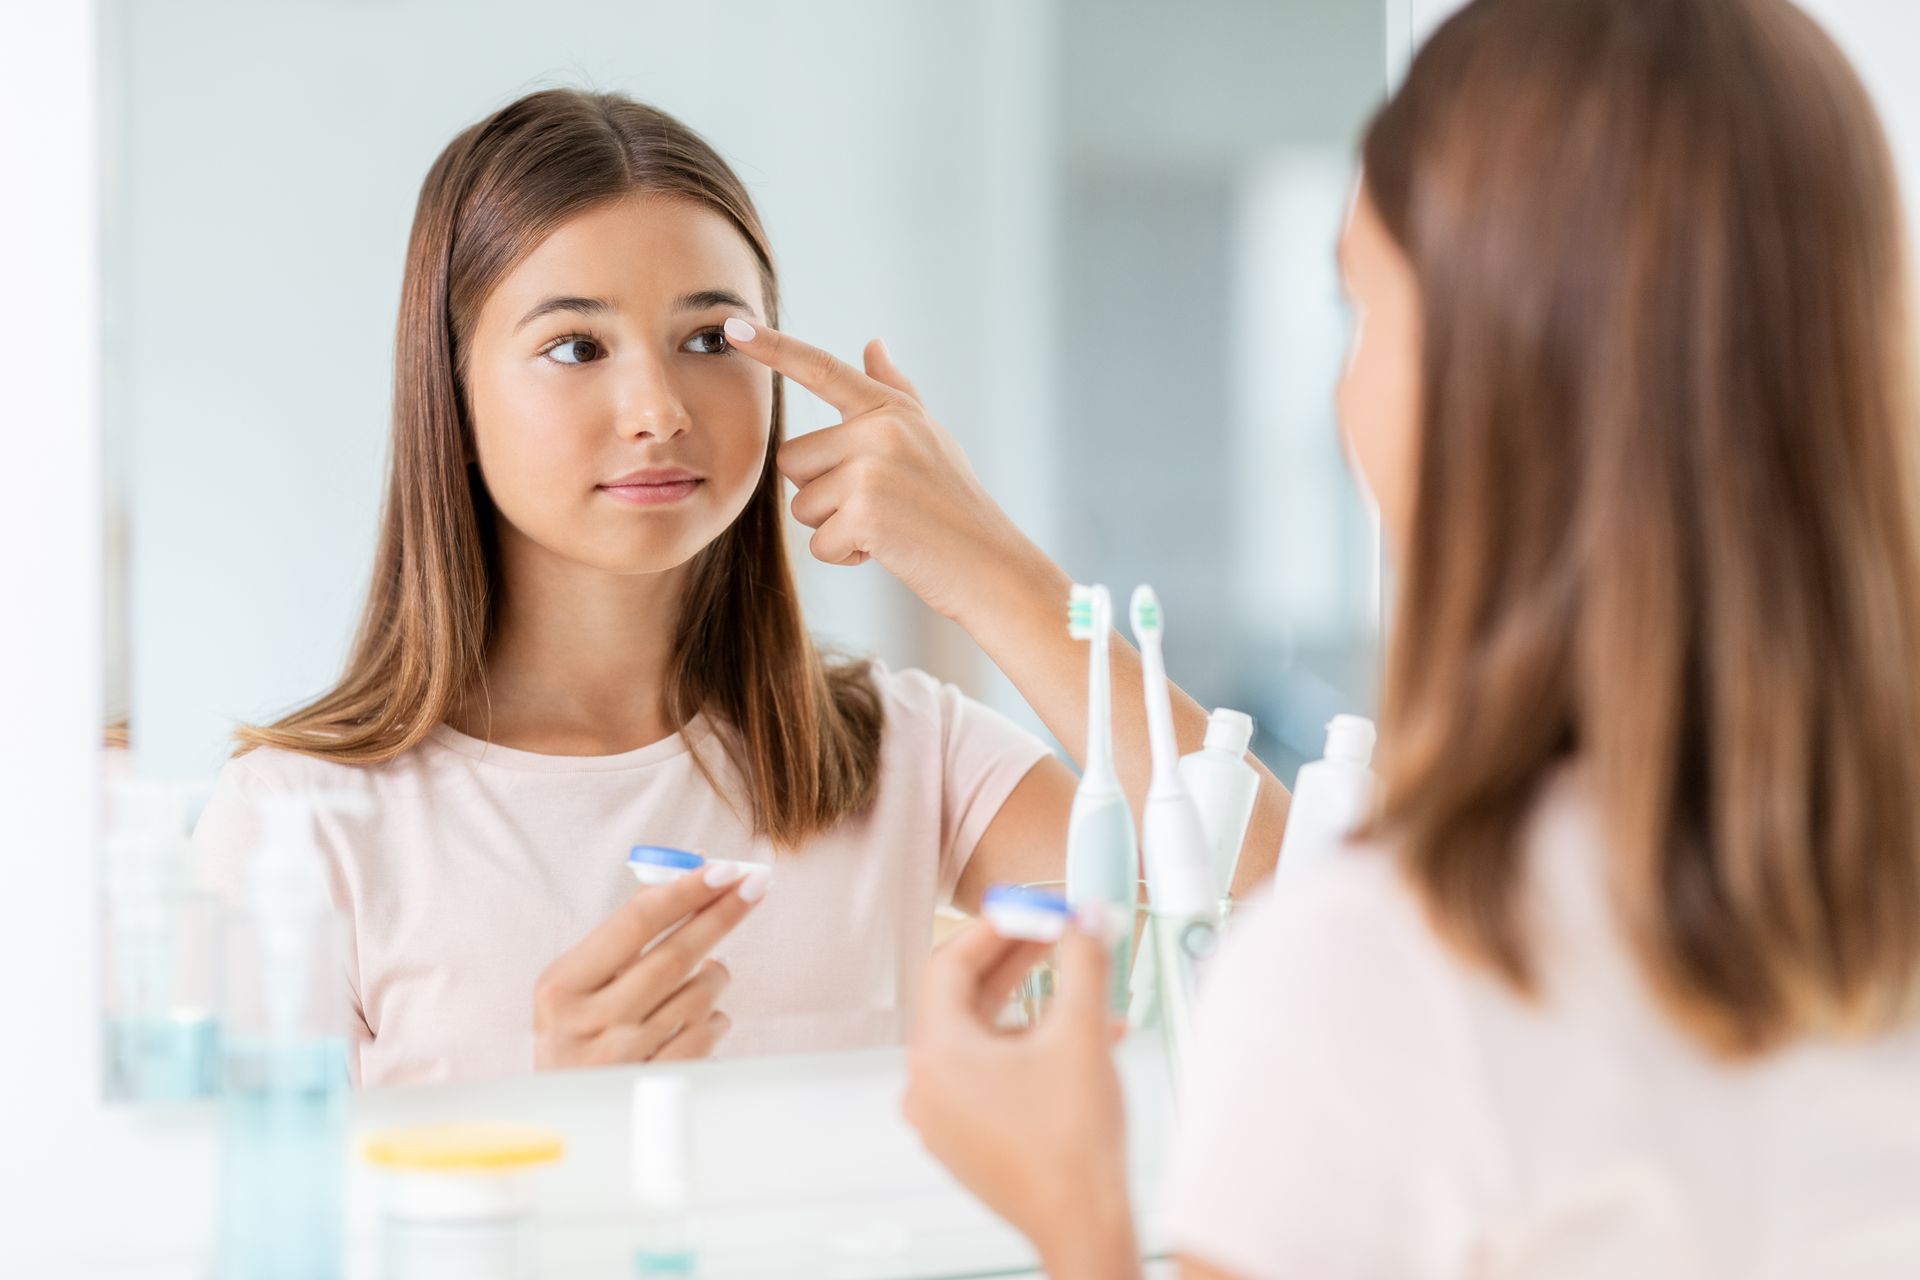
top-left (1364, 0), bottom-right (1920, 1053)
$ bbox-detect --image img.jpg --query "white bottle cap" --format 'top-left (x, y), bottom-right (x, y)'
top-left (1324, 715), bottom-right (1377, 767)
top-left (632, 1074), bottom-right (692, 1211)
top-left (1201, 708), bottom-right (1254, 756)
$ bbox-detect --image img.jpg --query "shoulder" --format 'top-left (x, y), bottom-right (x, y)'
top-left (1219, 765), bottom-right (1610, 1013)
top-left (210, 742), bottom-right (426, 809)
top-left (1168, 850), bottom-right (1506, 1276)
top-left (1207, 847), bottom-right (1469, 1042)
top-left (218, 744), bottom-right (379, 791)
top-left (863, 661), bottom-right (947, 719)
top-left (864, 660), bottom-right (989, 742)
top-left (862, 661), bottom-right (1051, 758)
top-left (201, 740), bottom-right (435, 831)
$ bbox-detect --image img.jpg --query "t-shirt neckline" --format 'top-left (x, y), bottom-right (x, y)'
top-left (425, 713), bottom-right (712, 773)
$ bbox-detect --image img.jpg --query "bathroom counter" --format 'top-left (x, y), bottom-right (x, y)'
top-left (81, 1035), bottom-right (1177, 1278)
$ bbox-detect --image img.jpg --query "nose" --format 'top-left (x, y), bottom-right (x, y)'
top-left (615, 358), bottom-right (692, 442)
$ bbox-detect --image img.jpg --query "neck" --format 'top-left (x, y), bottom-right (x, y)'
top-left (447, 521), bottom-right (692, 754)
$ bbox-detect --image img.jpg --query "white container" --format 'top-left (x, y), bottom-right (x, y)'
top-left (1275, 715), bottom-right (1379, 878)
top-left (632, 1075), bottom-right (697, 1273)
top-left (1177, 709), bottom-right (1261, 899)
top-left (364, 1123), bottom-right (566, 1280)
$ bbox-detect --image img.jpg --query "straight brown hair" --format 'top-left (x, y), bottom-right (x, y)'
top-left (236, 89), bottom-right (882, 847)
top-left (1365, 0), bottom-right (1920, 1054)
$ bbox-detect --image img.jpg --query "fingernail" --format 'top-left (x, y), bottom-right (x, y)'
top-left (703, 861), bottom-right (745, 887)
top-left (737, 867), bottom-right (773, 904)
top-left (1074, 902), bottom-right (1126, 943)
top-left (874, 337), bottom-right (892, 361)
top-left (723, 317), bottom-right (757, 344)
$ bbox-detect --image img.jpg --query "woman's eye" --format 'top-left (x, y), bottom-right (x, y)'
top-left (545, 337), bottom-right (601, 365)
top-left (682, 327), bottom-right (731, 356)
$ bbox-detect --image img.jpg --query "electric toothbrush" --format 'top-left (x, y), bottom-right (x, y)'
top-left (1064, 584), bottom-right (1141, 1016)
top-left (1128, 585), bottom-right (1220, 1093)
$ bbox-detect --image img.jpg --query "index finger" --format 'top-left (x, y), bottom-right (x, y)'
top-left (722, 318), bottom-right (895, 418)
top-left (926, 919), bottom-right (1047, 1018)
top-left (545, 867), bottom-right (745, 993)
top-left (1047, 917), bottom-right (1118, 1035)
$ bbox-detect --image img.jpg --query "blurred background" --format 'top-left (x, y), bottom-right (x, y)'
top-left (100, 0), bottom-right (1387, 783)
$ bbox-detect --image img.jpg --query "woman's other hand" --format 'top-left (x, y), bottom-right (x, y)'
top-left (901, 912), bottom-right (1144, 1280)
top-left (532, 862), bottom-right (769, 1069)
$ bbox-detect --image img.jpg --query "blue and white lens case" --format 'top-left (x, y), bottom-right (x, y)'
top-left (982, 884), bottom-right (1073, 943)
top-left (627, 845), bottom-right (761, 887)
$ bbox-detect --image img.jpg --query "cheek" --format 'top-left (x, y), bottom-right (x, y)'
top-left (1337, 312), bottom-right (1389, 491)
top-left (1337, 305), bottom-right (1420, 539)
top-left (467, 368), bottom-right (600, 514)
top-left (690, 366), bottom-right (774, 499)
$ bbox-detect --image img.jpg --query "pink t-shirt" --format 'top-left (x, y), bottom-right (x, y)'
top-left (191, 663), bottom-right (1053, 1088)
top-left (1166, 768), bottom-right (1920, 1278)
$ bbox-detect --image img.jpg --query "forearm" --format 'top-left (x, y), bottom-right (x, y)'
top-left (1032, 1173), bottom-right (1146, 1280)
top-left (1039, 1220), bottom-right (1147, 1280)
top-left (949, 535), bottom-right (1291, 896)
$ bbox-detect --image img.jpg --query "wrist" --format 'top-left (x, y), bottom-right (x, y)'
top-left (1033, 1187), bottom-right (1143, 1280)
top-left (944, 526), bottom-right (1069, 633)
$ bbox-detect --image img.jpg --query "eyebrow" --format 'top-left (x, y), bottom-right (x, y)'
top-left (513, 289), bottom-right (759, 333)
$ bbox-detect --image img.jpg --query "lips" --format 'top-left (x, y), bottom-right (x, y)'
top-left (601, 467), bottom-right (700, 488)
top-left (597, 468), bottom-right (704, 507)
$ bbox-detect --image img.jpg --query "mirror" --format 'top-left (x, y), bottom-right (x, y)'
top-left (100, 0), bottom-right (1387, 1097)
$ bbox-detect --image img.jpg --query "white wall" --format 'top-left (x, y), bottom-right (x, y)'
top-left (1795, 1), bottom-right (1920, 264)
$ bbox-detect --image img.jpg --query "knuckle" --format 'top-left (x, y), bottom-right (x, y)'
top-left (651, 933), bottom-right (700, 975)
top-left (847, 455), bottom-right (880, 490)
top-left (684, 979), bottom-right (719, 1017)
top-left (605, 1028), bottom-right (648, 1066)
top-left (806, 348), bottom-right (840, 386)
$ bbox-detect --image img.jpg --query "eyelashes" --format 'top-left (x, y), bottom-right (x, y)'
top-left (541, 334), bottom-right (603, 365)
top-left (537, 325), bottom-right (733, 366)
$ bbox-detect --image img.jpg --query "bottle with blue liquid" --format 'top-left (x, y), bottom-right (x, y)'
top-left (102, 776), bottom-right (221, 1101)
top-left (218, 789), bottom-right (368, 1280)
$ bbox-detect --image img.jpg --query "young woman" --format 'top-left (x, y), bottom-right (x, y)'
top-left (903, 0), bottom-right (1920, 1274)
top-left (191, 89), bottom-right (1288, 1087)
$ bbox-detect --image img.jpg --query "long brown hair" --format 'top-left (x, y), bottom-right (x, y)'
top-left (236, 89), bottom-right (882, 847)
top-left (1365, 0), bottom-right (1920, 1054)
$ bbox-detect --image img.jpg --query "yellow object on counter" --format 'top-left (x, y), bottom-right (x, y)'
top-left (362, 1123), bottom-right (565, 1172)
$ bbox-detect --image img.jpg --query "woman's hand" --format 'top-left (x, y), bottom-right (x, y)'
top-left (901, 912), bottom-right (1144, 1280)
top-left (532, 862), bottom-right (769, 1069)
top-left (721, 318), bottom-right (1047, 624)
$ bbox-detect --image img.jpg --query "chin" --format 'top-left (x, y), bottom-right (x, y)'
top-left (597, 530), bottom-right (720, 578)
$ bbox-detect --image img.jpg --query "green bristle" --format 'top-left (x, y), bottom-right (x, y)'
top-left (1067, 587), bottom-right (1095, 639)
top-left (1133, 598), bottom-right (1161, 631)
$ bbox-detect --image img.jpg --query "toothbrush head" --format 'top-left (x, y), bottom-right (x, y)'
top-left (1130, 585), bottom-right (1162, 642)
top-left (1068, 583), bottom-right (1112, 641)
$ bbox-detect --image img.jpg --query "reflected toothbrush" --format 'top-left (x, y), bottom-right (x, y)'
top-left (1128, 585), bottom-right (1219, 1094)
top-left (1064, 584), bottom-right (1140, 1016)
